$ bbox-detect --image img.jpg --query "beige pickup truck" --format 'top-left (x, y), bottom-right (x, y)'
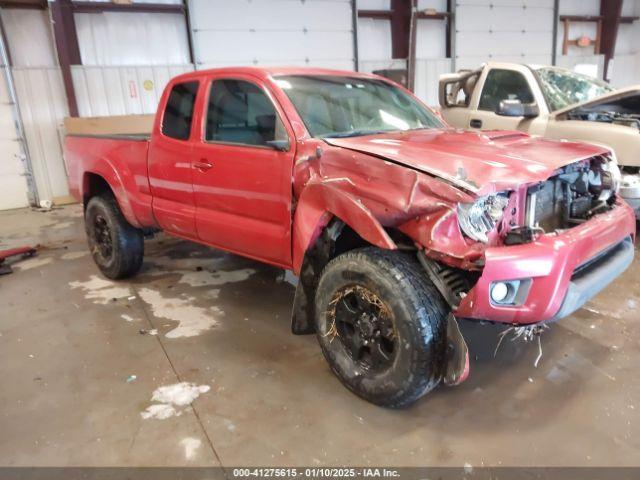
top-left (439, 62), bottom-right (640, 215)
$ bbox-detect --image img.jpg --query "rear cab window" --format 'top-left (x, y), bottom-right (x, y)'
top-left (162, 81), bottom-right (199, 140)
top-left (205, 79), bottom-right (287, 147)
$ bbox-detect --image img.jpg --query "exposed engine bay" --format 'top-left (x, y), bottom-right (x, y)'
top-left (565, 93), bottom-right (640, 130)
top-left (525, 155), bottom-right (619, 234)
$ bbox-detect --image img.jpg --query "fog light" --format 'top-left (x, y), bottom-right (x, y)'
top-left (490, 282), bottom-right (510, 303)
top-left (489, 279), bottom-right (531, 306)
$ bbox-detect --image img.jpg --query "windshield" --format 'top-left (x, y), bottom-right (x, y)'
top-left (535, 67), bottom-right (614, 112)
top-left (275, 75), bottom-right (443, 138)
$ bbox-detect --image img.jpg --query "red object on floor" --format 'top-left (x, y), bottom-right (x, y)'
top-left (0, 246), bottom-right (36, 275)
top-left (0, 246), bottom-right (36, 261)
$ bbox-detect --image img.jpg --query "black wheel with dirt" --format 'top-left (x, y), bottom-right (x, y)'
top-left (85, 194), bottom-right (144, 279)
top-left (314, 248), bottom-right (449, 408)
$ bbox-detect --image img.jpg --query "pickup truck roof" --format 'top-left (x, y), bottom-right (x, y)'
top-left (64, 67), bottom-right (397, 139)
top-left (170, 66), bottom-right (384, 83)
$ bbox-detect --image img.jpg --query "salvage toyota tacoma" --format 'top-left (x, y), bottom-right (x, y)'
top-left (64, 67), bottom-right (636, 408)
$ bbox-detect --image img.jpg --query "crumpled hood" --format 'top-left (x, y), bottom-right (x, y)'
top-left (323, 128), bottom-right (609, 194)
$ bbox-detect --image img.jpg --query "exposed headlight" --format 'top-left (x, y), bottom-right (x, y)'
top-left (605, 158), bottom-right (621, 194)
top-left (457, 193), bottom-right (509, 243)
top-left (590, 153), bottom-right (621, 201)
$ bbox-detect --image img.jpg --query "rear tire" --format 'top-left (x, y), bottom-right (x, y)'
top-left (314, 248), bottom-right (449, 408)
top-left (85, 194), bottom-right (144, 279)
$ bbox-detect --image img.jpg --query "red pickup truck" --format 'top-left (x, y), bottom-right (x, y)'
top-left (64, 67), bottom-right (635, 408)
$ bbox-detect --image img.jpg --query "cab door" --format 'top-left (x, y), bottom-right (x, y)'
top-left (148, 80), bottom-right (200, 239)
top-left (191, 75), bottom-right (295, 267)
top-left (468, 67), bottom-right (548, 135)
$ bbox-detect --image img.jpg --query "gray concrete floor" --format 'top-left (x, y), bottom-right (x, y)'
top-left (0, 204), bottom-right (639, 467)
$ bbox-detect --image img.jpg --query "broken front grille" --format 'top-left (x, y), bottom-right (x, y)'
top-left (525, 156), bottom-right (616, 233)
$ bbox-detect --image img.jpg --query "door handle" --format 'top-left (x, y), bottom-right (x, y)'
top-left (193, 159), bottom-right (213, 171)
top-left (470, 119), bottom-right (482, 129)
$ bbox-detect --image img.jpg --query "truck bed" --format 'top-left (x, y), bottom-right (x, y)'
top-left (63, 114), bottom-right (156, 229)
top-left (64, 114), bottom-right (154, 139)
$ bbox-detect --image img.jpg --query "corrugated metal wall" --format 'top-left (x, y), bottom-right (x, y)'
top-left (12, 67), bottom-right (70, 203)
top-left (414, 58), bottom-right (453, 106)
top-left (610, 0), bottom-right (640, 87)
top-left (2, 8), bottom-right (70, 206)
top-left (0, 38), bottom-right (30, 210)
top-left (70, 3), bottom-right (193, 117)
top-left (74, 11), bottom-right (189, 66)
top-left (72, 64), bottom-right (193, 117)
top-left (610, 54), bottom-right (639, 88)
top-left (357, 0), bottom-right (394, 67)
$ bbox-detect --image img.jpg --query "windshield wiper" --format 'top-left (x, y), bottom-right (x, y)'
top-left (322, 129), bottom-right (390, 139)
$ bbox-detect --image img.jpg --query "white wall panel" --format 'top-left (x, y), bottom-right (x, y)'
top-left (457, 4), bottom-right (552, 31)
top-left (358, 18), bottom-right (393, 62)
top-left (610, 54), bottom-right (640, 88)
top-left (615, 24), bottom-right (635, 56)
top-left (611, 1), bottom-right (640, 86)
top-left (359, 59), bottom-right (407, 73)
top-left (414, 57), bottom-right (452, 106)
top-left (190, 0), bottom-right (352, 30)
top-left (0, 64), bottom-right (29, 210)
top-left (12, 67), bottom-right (70, 203)
top-left (417, 0), bottom-right (447, 9)
top-left (415, 20), bottom-right (446, 58)
top-left (190, 0), bottom-right (354, 69)
top-left (622, 0), bottom-right (638, 17)
top-left (75, 12), bottom-right (189, 66)
top-left (454, 0), bottom-right (554, 70)
top-left (456, 54), bottom-right (552, 70)
top-left (1, 9), bottom-right (56, 67)
top-left (195, 30), bottom-right (353, 64)
top-left (357, 0), bottom-right (390, 9)
top-left (559, 0), bottom-right (599, 16)
top-left (198, 59), bottom-right (355, 71)
top-left (556, 54), bottom-right (605, 78)
top-left (72, 64), bottom-right (193, 117)
top-left (1, 8), bottom-right (69, 208)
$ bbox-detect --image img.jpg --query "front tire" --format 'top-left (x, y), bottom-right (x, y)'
top-left (314, 248), bottom-right (448, 408)
top-left (85, 194), bottom-right (144, 279)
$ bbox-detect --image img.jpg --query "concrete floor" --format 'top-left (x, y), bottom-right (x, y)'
top-left (0, 204), bottom-right (639, 467)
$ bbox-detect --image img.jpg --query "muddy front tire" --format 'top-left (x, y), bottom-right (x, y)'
top-left (85, 194), bottom-right (144, 279)
top-left (314, 248), bottom-right (448, 408)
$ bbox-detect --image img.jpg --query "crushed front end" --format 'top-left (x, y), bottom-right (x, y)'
top-left (451, 153), bottom-right (636, 325)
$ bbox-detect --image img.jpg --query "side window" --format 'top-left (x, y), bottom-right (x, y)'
top-left (478, 69), bottom-right (534, 112)
top-left (205, 79), bottom-right (287, 147)
top-left (162, 81), bottom-right (198, 140)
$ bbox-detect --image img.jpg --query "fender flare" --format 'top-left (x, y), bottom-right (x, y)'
top-left (81, 164), bottom-right (141, 228)
top-left (292, 179), bottom-right (396, 275)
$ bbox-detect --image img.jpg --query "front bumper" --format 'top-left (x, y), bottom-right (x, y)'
top-left (454, 200), bottom-right (636, 325)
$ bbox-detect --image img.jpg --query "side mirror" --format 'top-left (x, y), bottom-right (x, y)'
top-left (497, 99), bottom-right (539, 119)
top-left (265, 139), bottom-right (290, 152)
